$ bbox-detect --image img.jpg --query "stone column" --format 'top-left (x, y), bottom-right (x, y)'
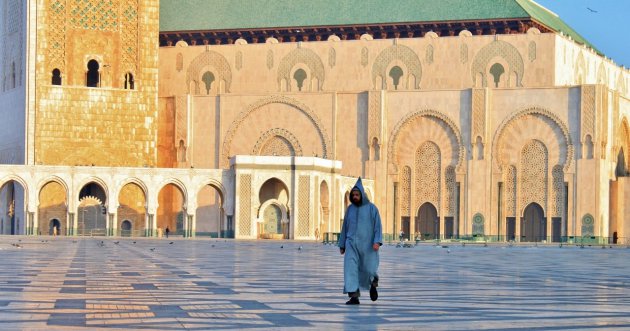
top-left (188, 214), bottom-right (195, 238)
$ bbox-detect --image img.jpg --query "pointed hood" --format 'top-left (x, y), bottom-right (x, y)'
top-left (351, 177), bottom-right (369, 206)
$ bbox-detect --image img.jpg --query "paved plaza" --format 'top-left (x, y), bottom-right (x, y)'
top-left (0, 237), bottom-right (630, 330)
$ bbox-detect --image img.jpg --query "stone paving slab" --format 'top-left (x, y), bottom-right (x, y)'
top-left (1, 236), bottom-right (630, 330)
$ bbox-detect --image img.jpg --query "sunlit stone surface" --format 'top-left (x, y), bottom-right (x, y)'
top-left (1, 237), bottom-right (629, 330)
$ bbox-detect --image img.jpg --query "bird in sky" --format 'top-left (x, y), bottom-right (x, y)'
top-left (587, 7), bottom-right (598, 13)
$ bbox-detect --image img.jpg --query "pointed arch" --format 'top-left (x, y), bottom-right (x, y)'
top-left (277, 47), bottom-right (325, 91)
top-left (186, 50), bottom-right (232, 93)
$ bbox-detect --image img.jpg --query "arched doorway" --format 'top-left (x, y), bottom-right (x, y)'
top-left (261, 204), bottom-right (283, 239)
top-left (196, 184), bottom-right (224, 238)
top-left (521, 203), bottom-right (545, 242)
top-left (319, 181), bottom-right (329, 241)
top-left (416, 202), bottom-right (439, 240)
top-left (118, 182), bottom-right (146, 237)
top-left (38, 181), bottom-right (67, 236)
top-left (49, 219), bottom-right (61, 236)
top-left (258, 178), bottom-right (289, 239)
top-left (1, 180), bottom-right (27, 235)
top-left (157, 183), bottom-right (186, 237)
top-left (78, 182), bottom-right (107, 236)
top-left (120, 220), bottom-right (132, 237)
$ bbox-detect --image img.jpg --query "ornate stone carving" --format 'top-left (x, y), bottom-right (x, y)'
top-left (186, 50), bottom-right (232, 94)
top-left (235, 51), bottom-right (243, 70)
top-left (266, 50), bottom-right (274, 69)
top-left (504, 165), bottom-right (516, 217)
top-left (297, 176), bottom-right (310, 237)
top-left (472, 89), bottom-right (486, 143)
top-left (176, 53), bottom-right (183, 72)
top-left (472, 213), bottom-right (484, 236)
top-left (221, 96), bottom-right (331, 167)
top-left (415, 142), bottom-right (440, 210)
top-left (388, 109), bottom-right (465, 172)
top-left (552, 165), bottom-right (564, 217)
top-left (492, 107), bottom-right (573, 172)
top-left (519, 140), bottom-right (548, 213)
top-left (426, 45), bottom-right (434, 64)
top-left (581, 85), bottom-right (596, 142)
top-left (238, 174), bottom-right (251, 236)
top-left (372, 44), bottom-right (422, 89)
top-left (528, 41), bottom-right (536, 62)
top-left (70, 0), bottom-right (118, 31)
top-left (400, 166), bottom-right (411, 217)
top-left (460, 43), bottom-right (468, 64)
top-left (445, 166), bottom-right (456, 217)
top-left (471, 40), bottom-right (524, 87)
top-left (47, 0), bottom-right (66, 72)
top-left (597, 62), bottom-right (607, 84)
top-left (368, 91), bottom-right (382, 143)
top-left (120, 0), bottom-right (139, 74)
top-left (175, 95), bottom-right (188, 147)
top-left (277, 47), bottom-right (325, 91)
top-left (600, 87), bottom-right (609, 159)
top-left (328, 48), bottom-right (336, 68)
top-left (361, 47), bottom-right (369, 67)
top-left (252, 128), bottom-right (303, 157)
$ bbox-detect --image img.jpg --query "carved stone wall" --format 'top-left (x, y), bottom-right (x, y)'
top-left (581, 85), bottom-right (596, 143)
top-left (277, 46), bottom-right (325, 91)
top-left (400, 166), bottom-right (411, 217)
top-left (186, 50), bottom-right (232, 94)
top-left (445, 165), bottom-right (456, 217)
top-left (238, 174), bottom-right (251, 236)
top-left (174, 95), bottom-right (189, 152)
top-left (368, 91), bottom-right (382, 144)
top-left (415, 142), bottom-right (440, 211)
top-left (120, 0), bottom-right (138, 74)
top-left (472, 89), bottom-right (486, 142)
top-left (372, 44), bottom-right (422, 89)
top-left (47, 0), bottom-right (66, 73)
top-left (253, 128), bottom-right (303, 157)
top-left (504, 165), bottom-right (517, 217)
top-left (297, 175), bottom-right (310, 237)
top-left (520, 140), bottom-right (548, 213)
top-left (528, 41), bottom-right (536, 62)
top-left (471, 40), bottom-right (524, 88)
top-left (328, 48), bottom-right (336, 68)
top-left (551, 165), bottom-right (564, 217)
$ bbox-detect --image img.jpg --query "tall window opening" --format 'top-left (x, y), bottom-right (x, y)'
top-left (52, 69), bottom-right (62, 85)
top-left (86, 60), bottom-right (100, 87)
top-left (124, 72), bottom-right (134, 90)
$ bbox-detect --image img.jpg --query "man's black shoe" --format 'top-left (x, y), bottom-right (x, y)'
top-left (369, 285), bottom-right (378, 301)
top-left (345, 297), bottom-right (360, 305)
top-left (370, 278), bottom-right (379, 301)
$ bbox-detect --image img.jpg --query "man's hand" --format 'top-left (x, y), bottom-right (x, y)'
top-left (340, 247), bottom-right (345, 255)
top-left (373, 243), bottom-right (380, 251)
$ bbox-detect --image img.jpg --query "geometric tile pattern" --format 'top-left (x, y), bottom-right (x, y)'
top-left (1, 237), bottom-right (630, 329)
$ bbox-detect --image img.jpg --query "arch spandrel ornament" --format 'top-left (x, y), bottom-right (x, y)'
top-left (253, 128), bottom-right (303, 157)
top-left (277, 47), bottom-right (325, 91)
top-left (186, 50), bottom-right (232, 94)
top-left (372, 44), bottom-right (422, 89)
top-left (492, 107), bottom-right (574, 173)
top-left (221, 96), bottom-right (331, 167)
top-left (471, 40), bottom-right (524, 88)
top-left (387, 109), bottom-right (465, 173)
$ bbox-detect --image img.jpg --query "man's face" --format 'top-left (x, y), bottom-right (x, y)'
top-left (350, 190), bottom-right (362, 204)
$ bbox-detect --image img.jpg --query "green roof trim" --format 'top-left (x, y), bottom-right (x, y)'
top-left (160, 0), bottom-right (597, 51)
top-left (515, 0), bottom-right (599, 52)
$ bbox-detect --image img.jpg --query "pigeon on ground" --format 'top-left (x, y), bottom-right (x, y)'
top-left (150, 248), bottom-right (155, 251)
top-left (169, 242), bottom-right (174, 244)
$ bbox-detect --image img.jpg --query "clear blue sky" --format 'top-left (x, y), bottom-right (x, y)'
top-left (535, 0), bottom-right (630, 68)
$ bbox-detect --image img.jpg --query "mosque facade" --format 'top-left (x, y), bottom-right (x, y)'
top-left (0, 0), bottom-right (628, 243)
